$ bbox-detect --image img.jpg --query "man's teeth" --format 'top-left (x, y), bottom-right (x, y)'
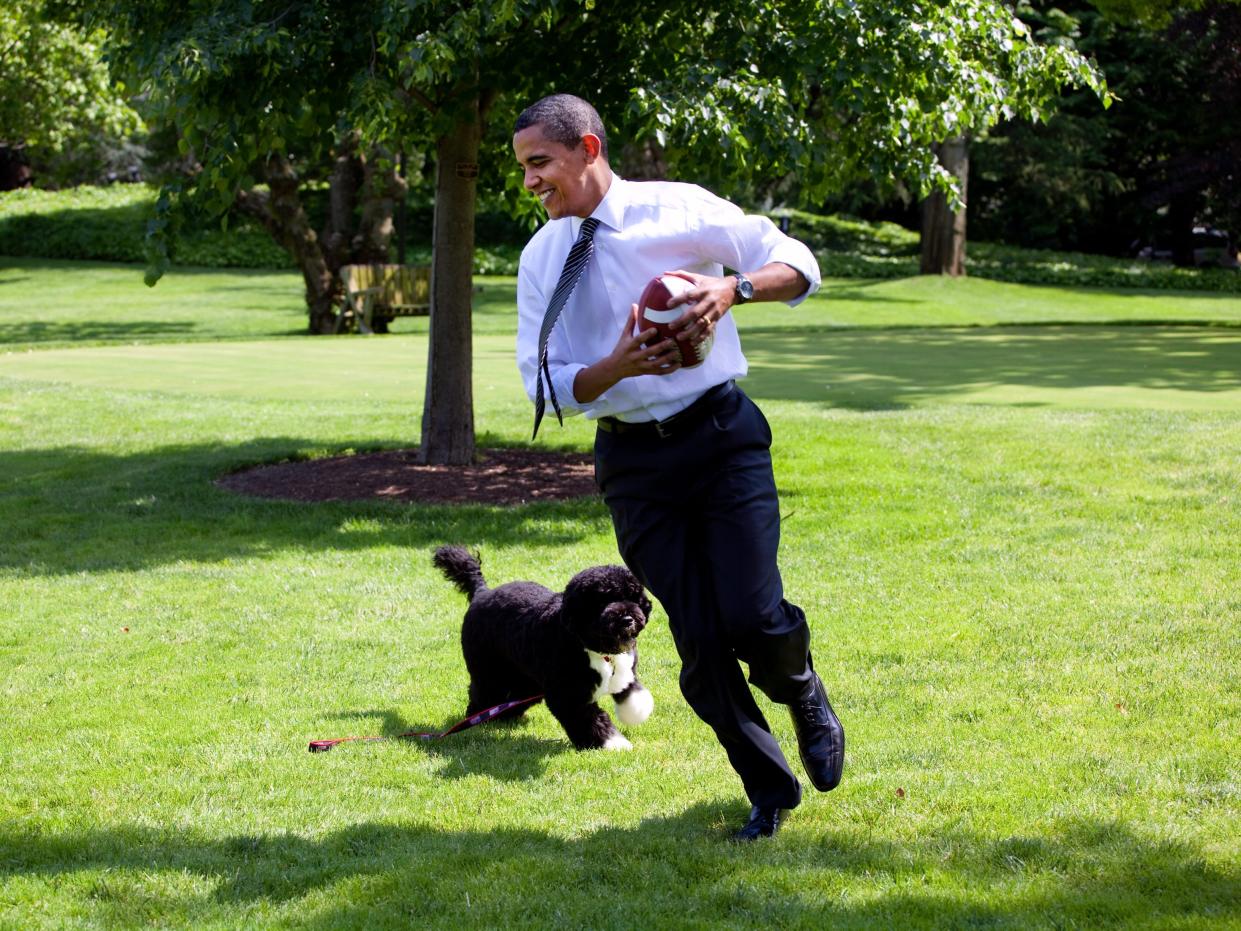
top-left (539, 190), bottom-right (553, 203)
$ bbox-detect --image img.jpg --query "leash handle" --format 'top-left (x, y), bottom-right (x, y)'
top-left (308, 694), bottom-right (544, 752)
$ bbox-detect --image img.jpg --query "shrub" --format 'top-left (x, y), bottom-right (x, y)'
top-left (0, 184), bottom-right (289, 268)
top-left (967, 241), bottom-right (1241, 292)
top-left (0, 185), bottom-right (519, 274)
top-left (769, 209), bottom-right (920, 259)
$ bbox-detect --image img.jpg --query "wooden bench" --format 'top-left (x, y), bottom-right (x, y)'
top-left (337, 264), bottom-right (431, 333)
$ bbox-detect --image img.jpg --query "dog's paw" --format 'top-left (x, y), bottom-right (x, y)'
top-left (616, 686), bottom-right (654, 726)
top-left (602, 732), bottom-right (633, 751)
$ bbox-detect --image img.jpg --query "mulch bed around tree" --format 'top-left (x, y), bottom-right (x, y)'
top-left (216, 448), bottom-right (599, 506)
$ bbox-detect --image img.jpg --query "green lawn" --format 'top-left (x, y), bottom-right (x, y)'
top-left (1, 261), bottom-right (1238, 929)
top-left (5, 256), bottom-right (1241, 349)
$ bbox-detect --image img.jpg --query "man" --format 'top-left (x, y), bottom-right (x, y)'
top-left (513, 93), bottom-right (844, 841)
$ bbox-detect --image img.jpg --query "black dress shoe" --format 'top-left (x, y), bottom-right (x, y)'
top-left (789, 673), bottom-right (844, 791)
top-left (732, 805), bottom-right (787, 841)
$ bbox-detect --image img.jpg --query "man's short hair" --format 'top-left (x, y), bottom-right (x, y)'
top-left (514, 94), bottom-right (609, 160)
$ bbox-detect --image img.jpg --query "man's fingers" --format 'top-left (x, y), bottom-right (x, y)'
top-left (634, 325), bottom-right (659, 344)
top-left (628, 303), bottom-right (642, 331)
top-left (662, 269), bottom-right (699, 283)
top-left (661, 270), bottom-right (702, 309)
top-left (672, 306), bottom-right (713, 337)
top-left (636, 338), bottom-right (679, 368)
top-left (636, 336), bottom-right (677, 359)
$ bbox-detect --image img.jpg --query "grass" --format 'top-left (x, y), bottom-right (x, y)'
top-left (0, 259), bottom-right (1239, 928)
top-left (4, 256), bottom-right (1241, 350)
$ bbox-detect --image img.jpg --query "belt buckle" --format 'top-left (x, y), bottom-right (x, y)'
top-left (654, 417), bottom-right (673, 439)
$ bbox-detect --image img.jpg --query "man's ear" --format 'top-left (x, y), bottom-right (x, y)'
top-left (581, 133), bottom-right (602, 160)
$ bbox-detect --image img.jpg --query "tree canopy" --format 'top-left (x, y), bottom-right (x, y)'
top-left (970, 0), bottom-right (1239, 257)
top-left (86, 0), bottom-right (1107, 271)
top-left (0, 0), bottom-right (142, 186)
top-left (81, 0), bottom-right (1107, 462)
top-left (624, 1), bottom-right (1106, 208)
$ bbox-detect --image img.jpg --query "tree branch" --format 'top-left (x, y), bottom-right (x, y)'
top-left (260, 4), bottom-right (298, 29)
top-left (396, 83), bottom-right (439, 114)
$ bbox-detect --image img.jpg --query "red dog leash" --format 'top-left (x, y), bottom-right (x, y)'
top-left (308, 694), bottom-right (544, 752)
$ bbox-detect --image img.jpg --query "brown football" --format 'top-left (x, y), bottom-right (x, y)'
top-left (637, 274), bottom-right (713, 369)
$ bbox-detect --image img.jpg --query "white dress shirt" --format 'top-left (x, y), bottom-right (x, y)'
top-left (516, 176), bottom-right (821, 423)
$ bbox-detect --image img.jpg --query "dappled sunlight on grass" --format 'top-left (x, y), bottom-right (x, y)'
top-left (0, 435), bottom-right (612, 577)
top-left (5, 326), bottom-right (1239, 412)
top-left (2, 263), bottom-right (1239, 928)
top-left (743, 325), bottom-right (1241, 410)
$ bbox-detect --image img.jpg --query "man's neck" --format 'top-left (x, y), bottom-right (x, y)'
top-left (577, 166), bottom-right (614, 218)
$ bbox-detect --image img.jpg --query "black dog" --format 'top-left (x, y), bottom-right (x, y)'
top-left (433, 545), bottom-right (654, 750)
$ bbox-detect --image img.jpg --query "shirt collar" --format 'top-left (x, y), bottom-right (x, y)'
top-left (571, 176), bottom-right (626, 237)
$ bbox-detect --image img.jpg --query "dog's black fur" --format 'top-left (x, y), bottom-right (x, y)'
top-left (433, 545), bottom-right (654, 750)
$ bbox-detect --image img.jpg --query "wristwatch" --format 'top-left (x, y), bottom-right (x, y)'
top-left (733, 273), bottom-right (754, 304)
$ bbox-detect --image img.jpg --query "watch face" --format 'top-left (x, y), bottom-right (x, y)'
top-left (736, 275), bottom-right (754, 301)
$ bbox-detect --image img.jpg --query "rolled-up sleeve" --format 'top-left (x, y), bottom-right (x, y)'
top-left (516, 260), bottom-right (544, 404)
top-left (696, 194), bottom-right (821, 306)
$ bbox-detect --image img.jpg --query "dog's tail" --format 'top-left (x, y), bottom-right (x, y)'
top-left (433, 545), bottom-right (488, 601)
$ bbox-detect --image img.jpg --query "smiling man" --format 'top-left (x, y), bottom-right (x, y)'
top-left (512, 93), bottom-right (845, 841)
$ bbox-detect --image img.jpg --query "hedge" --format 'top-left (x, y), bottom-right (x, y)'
top-left (0, 185), bottom-right (289, 268)
top-left (0, 184), bottom-right (521, 275)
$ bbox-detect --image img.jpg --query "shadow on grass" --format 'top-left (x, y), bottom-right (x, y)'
top-left (1, 810), bottom-right (1235, 927)
top-left (323, 706), bottom-right (564, 781)
top-left (4, 325), bottom-right (1239, 576)
top-left (742, 325), bottom-right (1241, 410)
top-left (0, 435), bottom-right (610, 576)
top-left (0, 255), bottom-right (293, 280)
top-left (813, 279), bottom-right (923, 303)
top-left (0, 318), bottom-right (308, 345)
top-left (0, 319), bottom-right (203, 344)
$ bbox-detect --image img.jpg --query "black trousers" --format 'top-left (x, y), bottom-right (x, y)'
top-left (594, 384), bottom-right (813, 809)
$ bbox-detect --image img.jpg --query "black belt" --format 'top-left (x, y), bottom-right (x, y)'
top-left (596, 381), bottom-right (735, 439)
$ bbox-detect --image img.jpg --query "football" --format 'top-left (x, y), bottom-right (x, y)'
top-left (637, 274), bottom-right (714, 369)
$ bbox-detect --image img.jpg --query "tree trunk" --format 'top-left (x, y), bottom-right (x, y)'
top-left (920, 136), bottom-right (969, 276)
top-left (355, 148), bottom-right (407, 263)
top-left (322, 134), bottom-right (362, 271)
top-left (0, 143), bottom-right (33, 191)
top-left (236, 155), bottom-right (337, 333)
top-left (419, 105), bottom-right (480, 465)
top-left (619, 138), bottom-right (668, 180)
top-left (1168, 191), bottom-right (1197, 267)
top-left (237, 143), bottom-right (407, 334)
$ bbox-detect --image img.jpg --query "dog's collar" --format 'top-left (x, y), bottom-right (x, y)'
top-left (584, 648), bottom-right (632, 664)
top-left (589, 650), bottom-right (628, 667)
top-left (586, 649), bottom-right (636, 699)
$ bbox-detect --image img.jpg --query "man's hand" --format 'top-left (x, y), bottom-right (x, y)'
top-left (573, 304), bottom-right (682, 403)
top-left (662, 270), bottom-right (735, 345)
top-left (661, 263), bottom-right (810, 345)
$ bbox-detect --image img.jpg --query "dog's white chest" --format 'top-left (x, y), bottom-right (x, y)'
top-left (586, 649), bottom-right (636, 701)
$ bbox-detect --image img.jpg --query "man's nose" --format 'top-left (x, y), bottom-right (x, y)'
top-left (523, 168), bottom-right (538, 190)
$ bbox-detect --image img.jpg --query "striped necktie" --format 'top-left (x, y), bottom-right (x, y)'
top-left (532, 217), bottom-right (600, 439)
